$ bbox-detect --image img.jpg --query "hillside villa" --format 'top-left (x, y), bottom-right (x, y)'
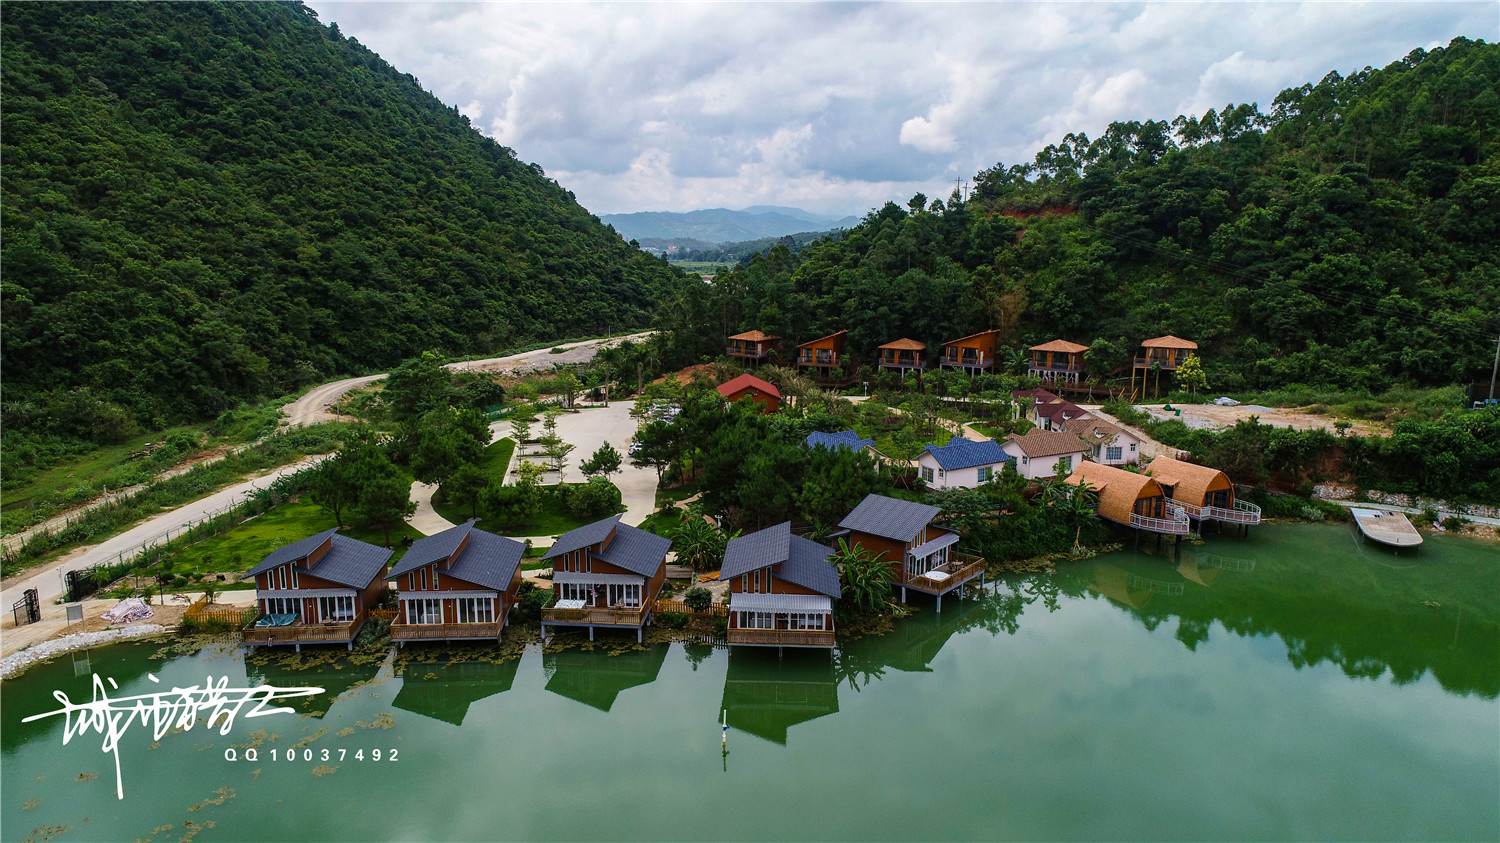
top-left (1133, 335), bottom-right (1198, 397)
top-left (1028, 339), bottom-right (1089, 384)
top-left (940, 329), bottom-right (1001, 374)
top-left (796, 330), bottom-right (847, 377)
top-left (878, 338), bottom-right (928, 375)
top-left (726, 330), bottom-right (778, 365)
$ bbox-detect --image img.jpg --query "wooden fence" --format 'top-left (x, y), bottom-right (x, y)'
top-left (185, 598), bottom-right (256, 627)
top-left (652, 599), bottom-right (727, 618)
top-left (370, 609), bottom-right (398, 622)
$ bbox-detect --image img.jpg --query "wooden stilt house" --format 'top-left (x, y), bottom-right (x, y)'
top-left (1064, 462), bottom-right (1189, 537)
top-left (1144, 456), bottom-right (1261, 528)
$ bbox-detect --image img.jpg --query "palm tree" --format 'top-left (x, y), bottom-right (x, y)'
top-left (672, 517), bottom-right (728, 571)
top-left (832, 538), bottom-right (893, 616)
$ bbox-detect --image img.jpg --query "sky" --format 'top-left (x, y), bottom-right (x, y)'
top-left (306, 1), bottom-right (1496, 218)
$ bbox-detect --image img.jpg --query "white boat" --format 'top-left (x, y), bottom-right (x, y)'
top-left (1351, 508), bottom-right (1423, 549)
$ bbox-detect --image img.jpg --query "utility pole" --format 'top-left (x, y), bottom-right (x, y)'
top-left (1490, 330), bottom-right (1499, 402)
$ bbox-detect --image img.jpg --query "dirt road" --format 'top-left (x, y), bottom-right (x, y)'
top-left (1132, 403), bottom-right (1384, 436)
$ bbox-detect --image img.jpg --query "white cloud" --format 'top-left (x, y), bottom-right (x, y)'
top-left (308, 1), bottom-right (1494, 217)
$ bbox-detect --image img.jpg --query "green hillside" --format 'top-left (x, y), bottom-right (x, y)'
top-left (1, 1), bottom-right (681, 439)
top-left (658, 38), bottom-right (1499, 394)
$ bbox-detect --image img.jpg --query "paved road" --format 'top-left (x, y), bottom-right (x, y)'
top-left (283, 332), bottom-right (653, 427)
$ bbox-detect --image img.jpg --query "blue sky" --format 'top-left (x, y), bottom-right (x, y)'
top-left (308, 1), bottom-right (1496, 217)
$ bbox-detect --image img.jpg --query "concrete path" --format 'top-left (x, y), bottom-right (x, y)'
top-left (407, 481), bottom-right (458, 536)
top-left (0, 458), bottom-right (321, 615)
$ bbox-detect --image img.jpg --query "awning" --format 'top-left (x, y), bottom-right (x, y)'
top-left (908, 532), bottom-right (959, 560)
top-left (552, 571), bottom-right (644, 586)
top-left (730, 593), bottom-right (832, 613)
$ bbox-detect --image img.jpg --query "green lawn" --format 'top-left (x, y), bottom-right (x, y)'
top-left (433, 481), bottom-right (616, 538)
top-left (653, 481), bottom-right (700, 508)
top-left (158, 497), bottom-right (422, 578)
top-left (969, 424), bottom-right (1005, 440)
top-left (3, 425), bottom-right (209, 515)
top-left (637, 506), bottom-right (685, 538)
top-left (481, 437), bottom-right (516, 476)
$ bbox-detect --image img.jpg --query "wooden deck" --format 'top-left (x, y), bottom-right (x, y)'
top-left (391, 621), bottom-right (503, 642)
top-left (1352, 508), bottom-right (1423, 548)
top-left (900, 553), bottom-right (985, 597)
top-left (242, 617), bottom-right (362, 648)
top-left (726, 628), bottom-right (836, 648)
top-left (542, 604), bottom-right (649, 627)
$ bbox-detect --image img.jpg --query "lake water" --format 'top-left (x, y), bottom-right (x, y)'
top-left (4, 524), bottom-right (1496, 841)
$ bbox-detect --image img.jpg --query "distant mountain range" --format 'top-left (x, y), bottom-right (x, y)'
top-left (602, 206), bottom-right (861, 244)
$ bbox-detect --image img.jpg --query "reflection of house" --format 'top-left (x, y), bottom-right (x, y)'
top-left (388, 521), bottom-right (524, 644)
top-left (838, 494), bottom-right (984, 612)
top-left (540, 515), bottom-right (671, 642)
top-left (241, 529), bottom-right (392, 651)
top-left (1145, 456), bottom-right (1261, 528)
top-left (722, 523), bottom-right (840, 650)
top-left (726, 330), bottom-right (778, 365)
top-left (1001, 429), bottom-right (1088, 480)
top-left (803, 430), bottom-right (887, 462)
top-left (1132, 336), bottom-right (1197, 397)
top-left (878, 338), bottom-right (928, 375)
top-left (940, 329), bottom-right (1000, 374)
top-left (245, 655), bottom-right (382, 717)
top-left (917, 437), bottom-right (1012, 489)
top-left (877, 596), bottom-right (982, 673)
top-left (1065, 417), bottom-right (1140, 466)
top-left (543, 644), bottom-right (669, 712)
top-left (796, 330), bottom-right (847, 376)
top-left (1087, 562), bottom-right (1183, 609)
top-left (716, 373), bottom-right (781, 414)
top-left (720, 648), bottom-right (839, 745)
top-left (392, 658), bottom-right (518, 726)
top-left (1064, 462), bottom-right (1189, 537)
top-left (1028, 339), bottom-right (1089, 384)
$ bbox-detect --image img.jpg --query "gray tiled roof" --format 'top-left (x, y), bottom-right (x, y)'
top-left (595, 523), bottom-right (671, 577)
top-left (244, 528), bottom-right (339, 579)
top-left (542, 514), bottom-right (623, 561)
top-left (721, 523), bottom-right (839, 598)
top-left (244, 529), bottom-right (393, 589)
top-left (392, 522), bottom-right (478, 577)
top-left (838, 494), bottom-right (940, 543)
top-left (446, 530), bottom-right (525, 591)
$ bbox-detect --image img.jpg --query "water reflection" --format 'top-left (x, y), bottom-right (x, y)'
top-left (244, 651), bottom-right (384, 718)
top-left (543, 645), bottom-right (668, 711)
top-left (393, 658), bottom-right (519, 726)
top-left (720, 649), bottom-right (839, 745)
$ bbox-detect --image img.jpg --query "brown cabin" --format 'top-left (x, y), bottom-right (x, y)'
top-left (836, 493), bottom-right (983, 611)
top-left (941, 329), bottom-right (1001, 373)
top-left (1028, 339), bottom-right (1089, 384)
top-left (388, 522), bottom-right (524, 644)
top-left (726, 330), bottom-right (778, 365)
top-left (716, 373), bottom-right (781, 414)
top-left (1064, 462), bottom-right (1188, 535)
top-left (878, 338), bottom-right (928, 374)
top-left (1146, 456), bottom-right (1260, 526)
top-left (796, 330), bottom-right (847, 375)
top-left (721, 522), bottom-right (840, 650)
top-left (539, 515), bottom-right (671, 642)
top-left (241, 529), bottom-right (392, 650)
top-left (1133, 335), bottom-right (1198, 397)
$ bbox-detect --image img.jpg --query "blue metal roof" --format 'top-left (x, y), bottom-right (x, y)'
top-left (921, 437), bottom-right (1013, 471)
top-left (804, 430), bottom-right (877, 454)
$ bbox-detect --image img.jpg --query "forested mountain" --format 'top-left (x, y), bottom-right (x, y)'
top-left (658, 39), bottom-right (1499, 393)
top-left (1, 1), bottom-right (683, 440)
top-left (602, 207), bottom-right (859, 244)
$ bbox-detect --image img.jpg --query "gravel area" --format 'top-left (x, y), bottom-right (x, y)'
top-left (1, 623), bottom-right (166, 679)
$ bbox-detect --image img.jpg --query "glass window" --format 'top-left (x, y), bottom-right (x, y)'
top-left (921, 466), bottom-right (935, 482)
top-left (318, 595), bottom-right (354, 623)
top-left (977, 466), bottom-right (992, 483)
top-left (1106, 446), bottom-right (1123, 461)
top-left (457, 598), bottom-right (494, 624)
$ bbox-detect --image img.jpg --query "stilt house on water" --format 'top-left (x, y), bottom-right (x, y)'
top-left (1144, 456), bottom-right (1261, 531)
top-left (241, 529), bottom-right (392, 651)
top-left (388, 521), bottom-right (525, 644)
top-left (539, 515), bottom-right (671, 642)
top-left (837, 494), bottom-right (985, 612)
top-left (722, 522), bottom-right (840, 651)
top-left (1064, 462), bottom-right (1189, 539)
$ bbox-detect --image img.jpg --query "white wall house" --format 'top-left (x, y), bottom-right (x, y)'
top-left (917, 437), bottom-right (1014, 490)
top-left (1065, 418), bottom-right (1142, 466)
top-left (1001, 430), bottom-right (1090, 480)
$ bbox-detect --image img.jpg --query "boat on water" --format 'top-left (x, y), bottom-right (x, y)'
top-left (1351, 508), bottom-right (1424, 549)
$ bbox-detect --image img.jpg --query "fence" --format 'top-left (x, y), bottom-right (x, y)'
top-left (652, 599), bottom-right (728, 618)
top-left (185, 598), bottom-right (257, 627)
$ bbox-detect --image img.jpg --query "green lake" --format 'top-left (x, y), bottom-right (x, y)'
top-left (4, 523), bottom-right (1497, 841)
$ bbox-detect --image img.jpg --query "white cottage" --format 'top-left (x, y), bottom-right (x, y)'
top-left (1001, 430), bottom-right (1089, 480)
top-left (1064, 417), bottom-right (1142, 466)
top-left (917, 437), bottom-right (1014, 490)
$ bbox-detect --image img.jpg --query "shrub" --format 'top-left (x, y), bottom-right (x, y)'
top-left (683, 587), bottom-right (712, 612)
top-left (513, 581), bottom-right (555, 622)
top-left (1440, 515), bottom-right (1468, 530)
top-left (657, 611), bottom-right (688, 629)
top-left (566, 477), bottom-right (623, 518)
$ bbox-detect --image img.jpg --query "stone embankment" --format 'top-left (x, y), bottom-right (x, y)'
top-left (1, 624), bottom-right (165, 679)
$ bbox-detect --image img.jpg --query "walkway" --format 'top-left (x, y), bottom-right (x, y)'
top-left (407, 481), bottom-right (457, 536)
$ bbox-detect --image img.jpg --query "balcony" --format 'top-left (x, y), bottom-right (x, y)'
top-left (901, 552), bottom-right (985, 595)
top-left (727, 345), bottom-right (772, 360)
top-left (1128, 502), bottom-right (1191, 535)
top-left (1133, 356), bottom-right (1184, 370)
top-left (880, 355), bottom-right (927, 370)
top-left (726, 627), bottom-right (836, 648)
top-left (391, 621), bottom-right (503, 641)
top-left (542, 604), bottom-right (650, 628)
top-left (797, 352), bottom-right (839, 367)
top-left (242, 617), bottom-right (361, 647)
top-left (1209, 500), bottom-right (1262, 525)
top-left (942, 352), bottom-right (992, 370)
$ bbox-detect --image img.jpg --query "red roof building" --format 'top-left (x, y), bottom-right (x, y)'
top-left (717, 374), bottom-right (781, 414)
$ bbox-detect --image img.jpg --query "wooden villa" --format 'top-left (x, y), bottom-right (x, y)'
top-left (722, 522), bottom-right (840, 652)
top-left (837, 493), bottom-right (984, 612)
top-left (1145, 455), bottom-right (1261, 532)
top-left (540, 515), bottom-right (671, 642)
top-left (1028, 339), bottom-right (1089, 384)
top-left (878, 338), bottom-right (928, 375)
top-left (1064, 462), bottom-right (1190, 542)
top-left (940, 329), bottom-right (1001, 374)
top-left (388, 521), bottom-right (524, 644)
top-left (1133, 335), bottom-right (1198, 397)
top-left (241, 529), bottom-right (392, 651)
top-left (716, 373), bottom-right (781, 414)
top-left (726, 330), bottom-right (779, 365)
top-left (796, 330), bottom-right (847, 377)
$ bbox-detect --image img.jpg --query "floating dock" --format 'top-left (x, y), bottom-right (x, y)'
top-left (1351, 508), bottom-right (1423, 549)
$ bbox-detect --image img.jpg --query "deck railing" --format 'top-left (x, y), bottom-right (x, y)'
top-left (1132, 356), bottom-right (1183, 369)
top-left (652, 599), bottom-right (728, 618)
top-left (390, 621), bottom-right (503, 640)
top-left (1128, 502), bottom-right (1191, 535)
top-left (542, 603), bottom-right (650, 627)
top-left (242, 617), bottom-right (361, 646)
top-left (726, 627), bottom-right (836, 647)
top-left (726, 346), bottom-right (772, 359)
top-left (1209, 500), bottom-right (1262, 525)
top-left (902, 553), bottom-right (985, 592)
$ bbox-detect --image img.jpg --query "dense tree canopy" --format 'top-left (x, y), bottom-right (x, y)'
top-left (657, 39), bottom-right (1499, 394)
top-left (1, 1), bottom-right (683, 437)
